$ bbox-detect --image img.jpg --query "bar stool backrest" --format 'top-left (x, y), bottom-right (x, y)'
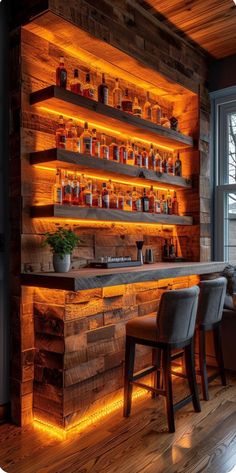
top-left (156, 286), bottom-right (200, 344)
top-left (197, 277), bottom-right (227, 327)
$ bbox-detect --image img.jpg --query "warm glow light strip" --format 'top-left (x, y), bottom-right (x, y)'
top-left (33, 165), bottom-right (175, 192)
top-left (132, 136), bottom-right (174, 152)
top-left (33, 217), bottom-right (176, 229)
top-left (39, 106), bottom-right (122, 136)
top-left (33, 387), bottom-right (149, 439)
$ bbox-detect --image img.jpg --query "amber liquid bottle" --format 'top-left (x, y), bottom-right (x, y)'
top-left (56, 57), bottom-right (67, 88)
top-left (98, 73), bottom-right (109, 105)
top-left (121, 89), bottom-right (133, 113)
top-left (70, 69), bottom-right (82, 95)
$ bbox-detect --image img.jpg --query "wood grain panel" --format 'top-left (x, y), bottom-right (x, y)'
top-left (140, 0), bottom-right (236, 58)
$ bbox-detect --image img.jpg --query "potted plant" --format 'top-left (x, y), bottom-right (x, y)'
top-left (43, 227), bottom-right (80, 273)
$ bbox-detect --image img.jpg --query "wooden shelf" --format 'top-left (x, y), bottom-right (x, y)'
top-left (30, 86), bottom-right (194, 151)
top-left (30, 148), bottom-right (192, 189)
top-left (30, 205), bottom-right (193, 226)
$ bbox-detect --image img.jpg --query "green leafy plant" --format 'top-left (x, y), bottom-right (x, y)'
top-left (43, 227), bottom-right (80, 259)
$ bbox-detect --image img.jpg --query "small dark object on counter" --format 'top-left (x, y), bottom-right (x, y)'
top-left (170, 116), bottom-right (179, 131)
top-left (90, 261), bottom-right (142, 269)
top-left (162, 257), bottom-right (186, 262)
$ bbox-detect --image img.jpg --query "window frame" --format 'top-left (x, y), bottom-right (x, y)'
top-left (211, 87), bottom-right (236, 261)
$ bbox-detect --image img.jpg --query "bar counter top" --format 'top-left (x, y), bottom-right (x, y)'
top-left (21, 261), bottom-right (226, 291)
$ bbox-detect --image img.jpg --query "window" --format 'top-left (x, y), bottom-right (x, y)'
top-left (214, 92), bottom-right (236, 261)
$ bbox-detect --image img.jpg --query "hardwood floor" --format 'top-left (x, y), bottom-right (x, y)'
top-left (1, 373), bottom-right (236, 473)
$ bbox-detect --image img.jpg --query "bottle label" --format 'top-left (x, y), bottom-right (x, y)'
top-left (103, 88), bottom-right (109, 105)
top-left (119, 197), bottom-right (124, 210)
top-left (102, 147), bottom-right (109, 160)
top-left (143, 199), bottom-right (149, 212)
top-left (94, 142), bottom-right (100, 158)
top-left (135, 154), bottom-right (142, 167)
top-left (145, 108), bottom-right (152, 120)
top-left (112, 146), bottom-right (119, 162)
top-left (133, 107), bottom-right (142, 117)
top-left (85, 193), bottom-right (93, 207)
top-left (126, 198), bottom-right (132, 210)
top-left (102, 194), bottom-right (109, 208)
top-left (122, 150), bottom-right (128, 164)
top-left (55, 188), bottom-right (62, 204)
top-left (60, 70), bottom-right (67, 87)
top-left (142, 157), bottom-right (149, 169)
top-left (135, 198), bottom-right (142, 212)
top-left (83, 138), bottom-right (92, 155)
top-left (73, 185), bottom-right (80, 199)
top-left (155, 202), bottom-right (161, 214)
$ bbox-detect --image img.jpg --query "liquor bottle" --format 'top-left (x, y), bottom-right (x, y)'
top-left (161, 114), bottom-right (171, 128)
top-left (127, 141), bottom-right (135, 165)
top-left (161, 194), bottom-right (168, 214)
top-left (112, 78), bottom-right (122, 109)
top-left (83, 72), bottom-right (95, 99)
top-left (102, 182), bottom-right (109, 208)
top-left (84, 180), bottom-right (93, 207)
top-left (62, 171), bottom-right (72, 205)
top-left (100, 134), bottom-right (109, 160)
top-left (72, 173), bottom-right (80, 205)
top-left (66, 118), bottom-right (74, 151)
top-left (155, 149), bottom-right (163, 173)
top-left (143, 92), bottom-right (152, 121)
top-left (155, 191), bottom-right (161, 214)
top-left (172, 191), bottom-right (179, 215)
top-left (133, 97), bottom-right (142, 118)
top-left (55, 115), bottom-right (67, 149)
top-left (80, 122), bottom-right (92, 155)
top-left (141, 148), bottom-right (149, 169)
top-left (70, 69), bottom-right (82, 95)
top-left (132, 187), bottom-right (141, 212)
top-left (121, 89), bottom-right (133, 114)
top-left (124, 190), bottom-right (132, 212)
top-left (118, 187), bottom-right (125, 210)
top-left (166, 189), bottom-right (172, 215)
top-left (92, 182), bottom-right (99, 207)
top-left (163, 154), bottom-right (169, 173)
top-left (53, 169), bottom-right (62, 204)
top-left (175, 152), bottom-right (182, 177)
top-left (91, 129), bottom-right (100, 158)
top-left (109, 138), bottom-right (119, 162)
top-left (133, 143), bottom-right (142, 167)
top-left (97, 188), bottom-right (103, 208)
top-left (149, 144), bottom-right (156, 171)
top-left (148, 186), bottom-right (155, 213)
top-left (110, 189), bottom-right (118, 209)
top-left (142, 188), bottom-right (149, 212)
top-left (98, 73), bottom-right (109, 105)
top-left (170, 116), bottom-right (179, 131)
top-left (168, 153), bottom-right (174, 175)
top-left (72, 122), bottom-right (80, 152)
top-left (107, 179), bottom-right (114, 193)
top-left (152, 102), bottom-right (162, 124)
top-left (119, 142), bottom-right (128, 165)
top-left (79, 174), bottom-right (87, 206)
top-left (56, 56), bottom-right (67, 88)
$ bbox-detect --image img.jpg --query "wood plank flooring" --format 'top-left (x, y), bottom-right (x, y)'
top-left (1, 373), bottom-right (236, 473)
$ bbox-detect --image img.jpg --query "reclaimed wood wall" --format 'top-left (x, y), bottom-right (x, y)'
top-left (9, 0), bottom-right (211, 426)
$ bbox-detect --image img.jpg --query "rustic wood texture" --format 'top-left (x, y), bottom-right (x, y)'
top-left (21, 262), bottom-right (226, 291)
top-left (139, 0), bottom-right (236, 59)
top-left (1, 373), bottom-right (236, 472)
top-left (30, 148), bottom-right (192, 189)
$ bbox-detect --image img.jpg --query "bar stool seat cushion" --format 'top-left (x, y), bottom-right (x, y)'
top-left (126, 315), bottom-right (157, 342)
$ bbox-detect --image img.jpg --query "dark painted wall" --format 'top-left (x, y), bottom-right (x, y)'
top-left (0, 0), bottom-right (10, 406)
top-left (210, 54), bottom-right (236, 91)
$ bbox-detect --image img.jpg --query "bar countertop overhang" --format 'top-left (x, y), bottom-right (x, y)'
top-left (21, 261), bottom-right (227, 291)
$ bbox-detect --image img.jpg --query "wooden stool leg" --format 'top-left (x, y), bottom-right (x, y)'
top-left (185, 339), bottom-right (201, 413)
top-left (163, 347), bottom-right (175, 433)
top-left (199, 329), bottom-right (209, 401)
top-left (123, 336), bottom-right (136, 417)
top-left (213, 324), bottom-right (227, 387)
top-left (152, 348), bottom-right (162, 398)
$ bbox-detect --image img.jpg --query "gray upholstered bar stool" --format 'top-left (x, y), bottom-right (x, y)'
top-left (197, 277), bottom-right (227, 401)
top-left (123, 286), bottom-right (201, 433)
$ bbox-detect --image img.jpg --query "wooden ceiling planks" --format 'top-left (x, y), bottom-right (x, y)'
top-left (139, 0), bottom-right (236, 58)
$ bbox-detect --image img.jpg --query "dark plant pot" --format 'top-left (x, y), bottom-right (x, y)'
top-left (53, 254), bottom-right (71, 273)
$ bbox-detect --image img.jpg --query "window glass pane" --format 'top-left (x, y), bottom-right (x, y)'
top-left (224, 192), bottom-right (236, 260)
top-left (227, 113), bottom-right (236, 184)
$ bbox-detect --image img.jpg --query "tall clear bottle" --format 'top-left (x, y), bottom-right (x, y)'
top-left (53, 169), bottom-right (62, 205)
top-left (143, 92), bottom-right (152, 121)
top-left (92, 129), bottom-right (100, 158)
top-left (80, 122), bottom-right (92, 155)
top-left (98, 73), bottom-right (109, 105)
top-left (152, 101), bottom-right (162, 124)
top-left (100, 134), bottom-right (109, 160)
top-left (55, 115), bottom-right (67, 149)
top-left (112, 78), bottom-right (122, 109)
top-left (83, 72), bottom-right (95, 100)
